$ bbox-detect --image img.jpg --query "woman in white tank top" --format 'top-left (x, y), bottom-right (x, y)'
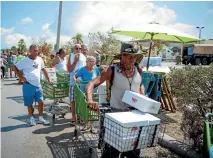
top-left (51, 48), bottom-right (67, 72)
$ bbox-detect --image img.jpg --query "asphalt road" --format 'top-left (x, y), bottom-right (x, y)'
top-left (1, 78), bottom-right (96, 158)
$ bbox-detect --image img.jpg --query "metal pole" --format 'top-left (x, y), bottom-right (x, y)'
top-left (56, 1), bottom-right (62, 53)
top-left (146, 34), bottom-right (154, 71)
top-left (199, 29), bottom-right (201, 39)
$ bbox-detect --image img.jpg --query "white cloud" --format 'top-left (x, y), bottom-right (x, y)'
top-left (69, 2), bottom-right (176, 35)
top-left (0, 27), bottom-right (15, 36)
top-left (168, 23), bottom-right (198, 37)
top-left (21, 17), bottom-right (33, 23)
top-left (4, 33), bottom-right (32, 47)
top-left (207, 9), bottom-right (213, 14)
top-left (68, 1), bottom-right (196, 41)
top-left (42, 23), bottom-right (50, 31)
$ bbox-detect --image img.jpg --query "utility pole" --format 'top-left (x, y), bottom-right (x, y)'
top-left (55, 1), bottom-right (62, 53)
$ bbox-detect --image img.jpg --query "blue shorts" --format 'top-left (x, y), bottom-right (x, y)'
top-left (22, 83), bottom-right (43, 106)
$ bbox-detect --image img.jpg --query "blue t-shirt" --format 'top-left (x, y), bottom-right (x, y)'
top-left (76, 66), bottom-right (100, 93)
top-left (76, 66), bottom-right (100, 81)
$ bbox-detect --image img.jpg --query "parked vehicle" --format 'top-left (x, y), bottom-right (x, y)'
top-left (182, 44), bottom-right (213, 65)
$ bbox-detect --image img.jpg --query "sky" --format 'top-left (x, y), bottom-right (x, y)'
top-left (1, 1), bottom-right (213, 49)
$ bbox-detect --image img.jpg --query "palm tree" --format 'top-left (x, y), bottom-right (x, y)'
top-left (11, 46), bottom-right (17, 53)
top-left (72, 33), bottom-right (83, 44)
top-left (18, 39), bottom-right (27, 54)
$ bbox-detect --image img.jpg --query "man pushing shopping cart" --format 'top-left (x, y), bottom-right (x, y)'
top-left (86, 42), bottom-right (145, 158)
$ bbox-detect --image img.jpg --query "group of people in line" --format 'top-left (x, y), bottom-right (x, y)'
top-left (4, 42), bottom-right (144, 157)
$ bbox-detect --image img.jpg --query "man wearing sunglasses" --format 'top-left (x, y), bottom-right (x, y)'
top-left (67, 44), bottom-right (86, 125)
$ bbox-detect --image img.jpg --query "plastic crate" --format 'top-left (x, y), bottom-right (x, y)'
top-left (41, 80), bottom-right (69, 99)
top-left (142, 72), bottom-right (156, 96)
top-left (150, 74), bottom-right (163, 101)
top-left (74, 83), bottom-right (99, 121)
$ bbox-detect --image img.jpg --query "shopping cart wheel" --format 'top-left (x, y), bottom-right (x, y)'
top-left (74, 129), bottom-right (77, 137)
top-left (89, 147), bottom-right (92, 154)
top-left (119, 153), bottom-right (125, 158)
top-left (52, 114), bottom-right (55, 120)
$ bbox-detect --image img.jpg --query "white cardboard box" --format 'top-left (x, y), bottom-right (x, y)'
top-left (99, 94), bottom-right (108, 104)
top-left (45, 68), bottom-right (57, 83)
top-left (98, 82), bottom-right (107, 95)
top-left (103, 110), bottom-right (160, 152)
top-left (122, 90), bottom-right (161, 114)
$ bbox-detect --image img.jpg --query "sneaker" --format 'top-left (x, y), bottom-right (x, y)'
top-left (30, 117), bottom-right (36, 126)
top-left (38, 117), bottom-right (50, 125)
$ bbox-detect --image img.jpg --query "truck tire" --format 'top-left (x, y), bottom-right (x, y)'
top-left (195, 58), bottom-right (201, 65)
top-left (201, 58), bottom-right (209, 65)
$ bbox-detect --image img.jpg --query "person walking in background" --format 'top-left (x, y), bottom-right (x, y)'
top-left (15, 52), bottom-right (25, 84)
top-left (0, 55), bottom-right (8, 79)
top-left (51, 48), bottom-right (67, 72)
top-left (67, 44), bottom-right (86, 126)
top-left (13, 44), bottom-right (52, 126)
top-left (8, 52), bottom-right (14, 78)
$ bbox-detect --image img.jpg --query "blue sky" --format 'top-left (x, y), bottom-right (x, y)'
top-left (1, 1), bottom-right (213, 49)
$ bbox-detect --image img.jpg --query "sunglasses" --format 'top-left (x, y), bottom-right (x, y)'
top-left (75, 48), bottom-right (81, 50)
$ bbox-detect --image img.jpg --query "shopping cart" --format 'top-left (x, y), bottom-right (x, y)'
top-left (203, 113), bottom-right (213, 158)
top-left (74, 82), bottom-right (166, 157)
top-left (41, 72), bottom-right (70, 119)
top-left (74, 81), bottom-right (100, 155)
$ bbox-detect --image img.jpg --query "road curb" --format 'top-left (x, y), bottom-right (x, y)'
top-left (159, 133), bottom-right (201, 158)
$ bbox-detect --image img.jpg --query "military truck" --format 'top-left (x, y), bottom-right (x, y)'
top-left (182, 44), bottom-right (213, 65)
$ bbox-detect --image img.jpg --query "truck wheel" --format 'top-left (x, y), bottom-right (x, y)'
top-left (195, 58), bottom-right (201, 65)
top-left (201, 58), bottom-right (209, 65)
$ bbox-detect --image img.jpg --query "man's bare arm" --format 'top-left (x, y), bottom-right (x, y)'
top-left (139, 84), bottom-right (145, 95)
top-left (67, 54), bottom-right (78, 73)
top-left (51, 56), bottom-right (59, 68)
top-left (12, 65), bottom-right (26, 81)
top-left (41, 68), bottom-right (51, 82)
top-left (86, 66), bottom-right (112, 102)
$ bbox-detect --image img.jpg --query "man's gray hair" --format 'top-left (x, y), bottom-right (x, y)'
top-left (86, 56), bottom-right (96, 62)
top-left (29, 44), bottom-right (38, 50)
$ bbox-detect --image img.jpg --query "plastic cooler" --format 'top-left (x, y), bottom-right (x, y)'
top-left (103, 110), bottom-right (160, 152)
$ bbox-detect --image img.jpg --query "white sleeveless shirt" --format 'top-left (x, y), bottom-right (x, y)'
top-left (110, 65), bottom-right (142, 109)
top-left (55, 56), bottom-right (67, 72)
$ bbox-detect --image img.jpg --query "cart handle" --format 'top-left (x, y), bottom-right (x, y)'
top-left (205, 113), bottom-right (213, 121)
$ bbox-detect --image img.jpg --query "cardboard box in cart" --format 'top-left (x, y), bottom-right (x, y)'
top-left (98, 82), bottom-right (108, 104)
top-left (41, 68), bottom-right (57, 83)
top-left (122, 90), bottom-right (161, 114)
top-left (104, 110), bottom-right (161, 152)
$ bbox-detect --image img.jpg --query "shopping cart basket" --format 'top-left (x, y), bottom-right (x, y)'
top-left (41, 73), bottom-right (70, 119)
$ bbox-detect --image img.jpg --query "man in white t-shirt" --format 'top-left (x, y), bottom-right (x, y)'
top-left (13, 44), bottom-right (52, 126)
top-left (67, 44), bottom-right (86, 125)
